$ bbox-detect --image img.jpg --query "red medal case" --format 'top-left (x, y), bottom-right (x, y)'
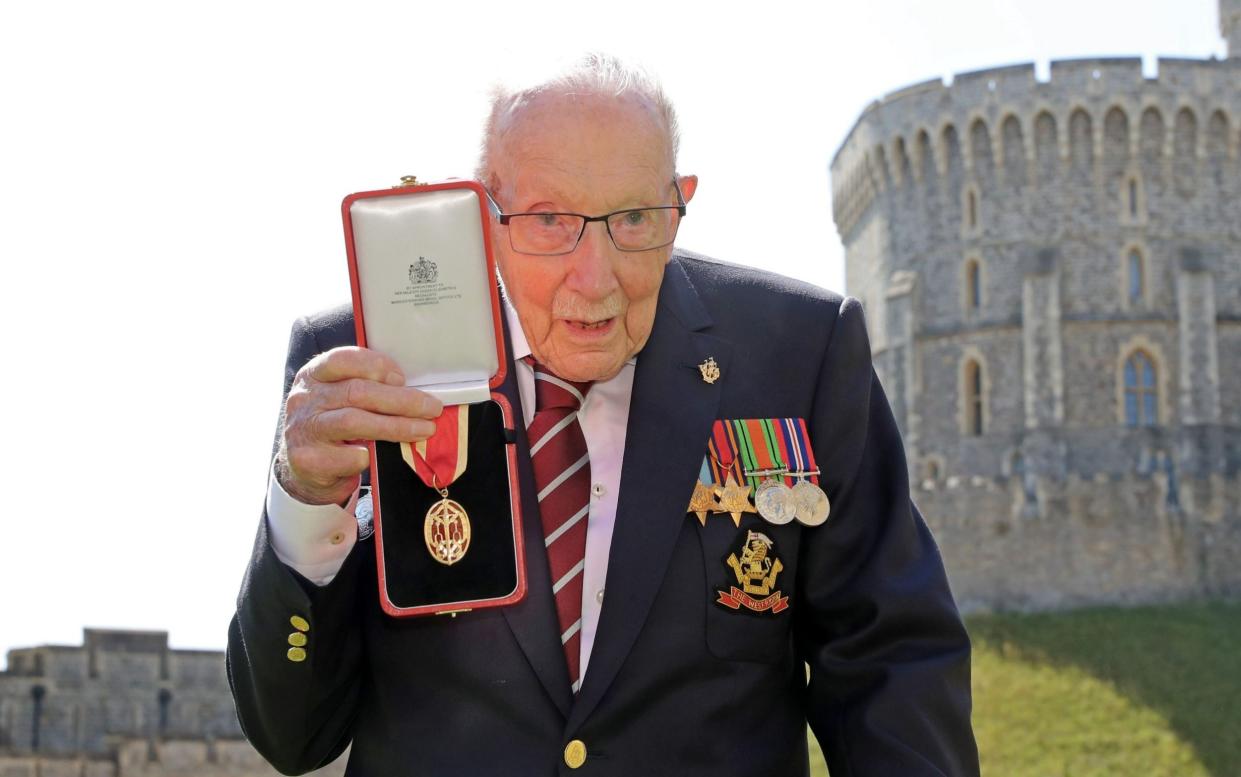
top-left (341, 178), bottom-right (525, 617)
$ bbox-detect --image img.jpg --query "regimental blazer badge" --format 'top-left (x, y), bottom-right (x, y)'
top-left (716, 530), bottom-right (790, 615)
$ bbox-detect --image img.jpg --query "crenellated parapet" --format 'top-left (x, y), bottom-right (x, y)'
top-left (831, 57), bottom-right (1241, 241)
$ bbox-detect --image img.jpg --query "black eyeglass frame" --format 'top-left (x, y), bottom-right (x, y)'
top-left (484, 179), bottom-right (687, 256)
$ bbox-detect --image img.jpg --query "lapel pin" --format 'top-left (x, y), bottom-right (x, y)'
top-left (698, 357), bottom-right (720, 384)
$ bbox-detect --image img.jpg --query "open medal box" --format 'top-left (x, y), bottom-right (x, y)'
top-left (342, 178), bottom-right (525, 617)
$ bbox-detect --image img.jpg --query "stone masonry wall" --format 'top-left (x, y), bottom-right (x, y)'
top-left (0, 631), bottom-right (344, 777)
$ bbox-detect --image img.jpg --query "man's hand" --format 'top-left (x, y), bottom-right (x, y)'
top-left (275, 346), bottom-right (443, 506)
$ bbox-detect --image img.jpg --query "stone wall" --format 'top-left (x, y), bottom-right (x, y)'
top-left (0, 740), bottom-right (345, 777)
top-left (0, 631), bottom-right (344, 777)
top-left (917, 469), bottom-right (1241, 611)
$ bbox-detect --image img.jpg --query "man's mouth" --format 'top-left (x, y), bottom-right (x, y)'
top-left (564, 317), bottom-right (615, 332)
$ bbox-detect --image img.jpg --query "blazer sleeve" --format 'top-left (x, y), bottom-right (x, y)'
top-left (226, 316), bottom-right (367, 776)
top-left (798, 297), bottom-right (981, 776)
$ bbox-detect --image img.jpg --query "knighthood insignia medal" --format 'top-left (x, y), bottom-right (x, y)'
top-left (698, 357), bottom-right (720, 384)
top-left (777, 417), bottom-right (830, 527)
top-left (716, 530), bottom-right (790, 615)
top-left (401, 405), bottom-right (472, 565)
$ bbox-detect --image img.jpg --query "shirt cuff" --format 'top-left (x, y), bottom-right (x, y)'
top-left (265, 466), bottom-right (358, 587)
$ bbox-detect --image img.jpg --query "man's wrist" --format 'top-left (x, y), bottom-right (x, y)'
top-left (266, 462), bottom-right (359, 586)
top-left (274, 449), bottom-right (354, 507)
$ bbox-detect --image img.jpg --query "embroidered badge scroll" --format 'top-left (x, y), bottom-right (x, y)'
top-left (715, 530), bottom-right (790, 615)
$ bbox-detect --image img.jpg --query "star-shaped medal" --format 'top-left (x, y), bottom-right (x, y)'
top-left (687, 480), bottom-right (720, 526)
top-left (715, 474), bottom-right (757, 527)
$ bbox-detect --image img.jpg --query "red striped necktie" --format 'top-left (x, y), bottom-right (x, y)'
top-left (526, 361), bottom-right (592, 694)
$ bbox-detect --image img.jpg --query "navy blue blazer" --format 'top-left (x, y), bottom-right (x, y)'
top-left (227, 251), bottom-right (979, 776)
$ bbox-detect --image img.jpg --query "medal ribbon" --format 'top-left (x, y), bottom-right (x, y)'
top-left (400, 405), bottom-right (469, 491)
top-left (770, 418), bottom-right (795, 486)
top-left (775, 417), bottom-right (820, 486)
top-left (732, 419), bottom-right (786, 489)
top-left (759, 419), bottom-right (788, 482)
top-left (707, 420), bottom-right (742, 485)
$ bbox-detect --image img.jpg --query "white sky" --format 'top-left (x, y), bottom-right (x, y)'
top-left (0, 0), bottom-right (1227, 660)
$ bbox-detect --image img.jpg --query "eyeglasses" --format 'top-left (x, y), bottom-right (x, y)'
top-left (486, 179), bottom-right (687, 256)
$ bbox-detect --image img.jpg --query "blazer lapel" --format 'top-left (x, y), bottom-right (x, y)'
top-left (568, 256), bottom-right (731, 730)
top-left (496, 315), bottom-right (575, 717)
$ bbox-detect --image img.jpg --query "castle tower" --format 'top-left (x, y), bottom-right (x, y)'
top-left (830, 54), bottom-right (1241, 612)
top-left (1224, 0), bottom-right (1241, 56)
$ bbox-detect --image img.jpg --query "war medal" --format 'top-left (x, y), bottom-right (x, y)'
top-left (688, 481), bottom-right (720, 526)
top-left (707, 421), bottom-right (756, 526)
top-left (734, 418), bottom-right (797, 526)
top-left (401, 405), bottom-right (472, 565)
top-left (754, 480), bottom-right (797, 525)
top-left (777, 417), bottom-right (830, 527)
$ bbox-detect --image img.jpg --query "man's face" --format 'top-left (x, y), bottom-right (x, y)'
top-left (489, 92), bottom-right (697, 383)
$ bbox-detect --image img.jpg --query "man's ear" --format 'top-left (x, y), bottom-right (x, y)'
top-left (679, 174), bottom-right (699, 203)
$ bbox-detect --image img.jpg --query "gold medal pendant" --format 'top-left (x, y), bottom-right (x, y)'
top-left (791, 479), bottom-right (830, 527)
top-left (755, 479), bottom-right (797, 525)
top-left (424, 489), bottom-right (472, 566)
top-left (403, 406), bottom-right (474, 565)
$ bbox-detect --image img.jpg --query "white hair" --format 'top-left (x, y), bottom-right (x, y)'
top-left (475, 52), bottom-right (681, 188)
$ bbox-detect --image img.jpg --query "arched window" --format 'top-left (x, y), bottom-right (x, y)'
top-left (1127, 249), bottom-right (1145, 305)
top-left (967, 189), bottom-right (978, 229)
top-left (1128, 178), bottom-right (1139, 218)
top-left (964, 359), bottom-right (985, 436)
top-left (1124, 350), bottom-right (1158, 426)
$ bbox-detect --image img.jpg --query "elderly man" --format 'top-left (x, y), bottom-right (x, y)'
top-left (228, 56), bottom-right (979, 776)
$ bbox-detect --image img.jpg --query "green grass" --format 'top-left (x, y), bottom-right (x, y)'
top-left (808, 600), bottom-right (1241, 776)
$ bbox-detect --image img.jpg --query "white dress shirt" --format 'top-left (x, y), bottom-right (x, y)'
top-left (265, 303), bottom-right (633, 682)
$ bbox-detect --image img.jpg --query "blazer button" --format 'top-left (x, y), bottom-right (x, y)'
top-left (563, 739), bottom-right (587, 769)
top-left (287, 647), bottom-right (307, 663)
top-left (290, 615), bottom-right (310, 633)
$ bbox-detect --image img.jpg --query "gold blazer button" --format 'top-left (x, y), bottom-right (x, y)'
top-left (290, 615), bottom-right (310, 633)
top-left (288, 632), bottom-right (308, 647)
top-left (287, 647), bottom-right (307, 663)
top-left (563, 739), bottom-right (587, 769)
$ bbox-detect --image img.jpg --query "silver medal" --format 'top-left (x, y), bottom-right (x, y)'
top-left (791, 480), bottom-right (830, 526)
top-left (755, 479), bottom-right (797, 525)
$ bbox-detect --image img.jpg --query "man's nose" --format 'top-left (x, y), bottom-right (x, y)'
top-left (565, 221), bottom-right (620, 298)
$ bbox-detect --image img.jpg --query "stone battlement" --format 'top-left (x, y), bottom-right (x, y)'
top-left (5, 630), bottom-right (225, 690)
top-left (831, 57), bottom-right (1241, 240)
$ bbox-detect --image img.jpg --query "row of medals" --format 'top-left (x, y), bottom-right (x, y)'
top-left (698, 469), bottom-right (830, 527)
top-left (754, 472), bottom-right (830, 527)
